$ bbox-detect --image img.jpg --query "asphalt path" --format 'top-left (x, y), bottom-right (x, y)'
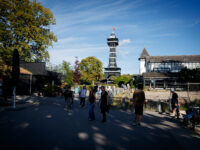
top-left (0, 96), bottom-right (200, 150)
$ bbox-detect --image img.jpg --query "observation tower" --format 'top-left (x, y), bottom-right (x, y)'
top-left (104, 29), bottom-right (121, 78)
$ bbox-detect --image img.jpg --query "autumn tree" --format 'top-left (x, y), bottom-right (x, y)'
top-left (73, 57), bottom-right (81, 83)
top-left (0, 0), bottom-right (57, 66)
top-left (80, 56), bottom-right (103, 84)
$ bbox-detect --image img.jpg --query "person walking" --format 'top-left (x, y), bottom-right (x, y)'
top-left (64, 85), bottom-right (74, 110)
top-left (88, 87), bottom-right (96, 121)
top-left (94, 83), bottom-right (98, 98)
top-left (79, 86), bottom-right (87, 107)
top-left (98, 86), bottom-right (102, 99)
top-left (94, 83), bottom-right (98, 93)
top-left (133, 84), bottom-right (146, 126)
top-left (100, 86), bottom-right (108, 123)
top-left (171, 89), bottom-right (179, 118)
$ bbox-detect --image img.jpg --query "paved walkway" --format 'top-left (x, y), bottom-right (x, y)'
top-left (0, 96), bottom-right (200, 150)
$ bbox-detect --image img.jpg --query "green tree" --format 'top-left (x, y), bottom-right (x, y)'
top-left (0, 0), bottom-right (57, 66)
top-left (62, 61), bottom-right (73, 86)
top-left (111, 74), bottom-right (134, 87)
top-left (80, 56), bottom-right (103, 84)
top-left (46, 62), bottom-right (73, 86)
top-left (178, 68), bottom-right (200, 82)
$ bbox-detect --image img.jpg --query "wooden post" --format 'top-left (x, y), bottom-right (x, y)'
top-left (187, 82), bottom-right (190, 101)
top-left (30, 74), bottom-right (32, 95)
top-left (150, 79), bottom-right (152, 90)
top-left (164, 80), bottom-right (166, 89)
top-left (13, 86), bottom-right (16, 109)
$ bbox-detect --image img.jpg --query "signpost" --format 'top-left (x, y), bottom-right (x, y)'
top-left (0, 77), bottom-right (2, 96)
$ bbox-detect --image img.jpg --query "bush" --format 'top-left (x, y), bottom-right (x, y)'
top-left (182, 99), bottom-right (200, 110)
top-left (44, 83), bottom-right (57, 97)
top-left (186, 99), bottom-right (200, 107)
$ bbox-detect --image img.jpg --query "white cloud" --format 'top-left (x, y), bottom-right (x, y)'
top-left (119, 39), bottom-right (131, 46)
top-left (53, 2), bottom-right (130, 26)
top-left (49, 45), bottom-right (107, 65)
top-left (118, 50), bottom-right (130, 55)
top-left (48, 0), bottom-right (155, 36)
top-left (57, 37), bottom-right (85, 43)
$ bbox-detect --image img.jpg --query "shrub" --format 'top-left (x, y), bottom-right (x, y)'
top-left (44, 83), bottom-right (57, 97)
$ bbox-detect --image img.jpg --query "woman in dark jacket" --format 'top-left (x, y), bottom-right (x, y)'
top-left (88, 87), bottom-right (96, 121)
top-left (100, 86), bottom-right (108, 123)
top-left (64, 85), bottom-right (74, 110)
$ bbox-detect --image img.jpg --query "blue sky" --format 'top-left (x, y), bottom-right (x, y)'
top-left (39, 0), bottom-right (200, 74)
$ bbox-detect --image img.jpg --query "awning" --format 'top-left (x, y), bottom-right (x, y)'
top-left (0, 65), bottom-right (32, 75)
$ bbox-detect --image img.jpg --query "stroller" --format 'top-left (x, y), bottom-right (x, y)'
top-left (183, 106), bottom-right (200, 130)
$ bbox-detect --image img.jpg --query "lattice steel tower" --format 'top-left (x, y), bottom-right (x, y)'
top-left (104, 31), bottom-right (121, 78)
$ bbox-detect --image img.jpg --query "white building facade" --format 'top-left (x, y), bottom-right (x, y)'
top-left (138, 48), bottom-right (200, 89)
top-left (139, 48), bottom-right (200, 75)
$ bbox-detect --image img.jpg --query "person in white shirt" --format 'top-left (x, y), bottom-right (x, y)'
top-left (79, 86), bottom-right (87, 107)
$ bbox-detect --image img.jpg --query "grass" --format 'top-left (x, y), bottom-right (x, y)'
top-left (111, 91), bottom-right (134, 109)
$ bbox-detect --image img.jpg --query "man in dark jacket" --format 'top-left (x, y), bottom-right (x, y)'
top-left (171, 89), bottom-right (179, 118)
top-left (133, 84), bottom-right (146, 126)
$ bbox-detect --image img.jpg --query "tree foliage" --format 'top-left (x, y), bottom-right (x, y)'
top-left (0, 0), bottom-right (57, 65)
top-left (61, 61), bottom-right (73, 86)
top-left (111, 74), bottom-right (134, 87)
top-left (178, 68), bottom-right (200, 82)
top-left (80, 56), bottom-right (103, 84)
top-left (73, 57), bottom-right (81, 83)
top-left (46, 61), bottom-right (74, 86)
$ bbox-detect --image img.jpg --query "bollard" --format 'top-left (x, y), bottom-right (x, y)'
top-left (161, 102), bottom-right (165, 113)
top-left (157, 100), bottom-right (161, 113)
top-left (122, 98), bottom-right (126, 108)
top-left (168, 97), bottom-right (172, 112)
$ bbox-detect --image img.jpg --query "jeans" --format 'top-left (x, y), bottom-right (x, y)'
top-left (66, 98), bottom-right (72, 109)
top-left (80, 97), bottom-right (85, 107)
top-left (89, 103), bottom-right (95, 120)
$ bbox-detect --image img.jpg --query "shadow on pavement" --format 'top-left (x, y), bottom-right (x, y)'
top-left (0, 96), bottom-right (200, 150)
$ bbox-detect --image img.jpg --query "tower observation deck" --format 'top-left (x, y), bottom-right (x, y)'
top-left (104, 32), bottom-right (121, 79)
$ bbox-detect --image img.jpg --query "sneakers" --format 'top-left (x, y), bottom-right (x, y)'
top-left (170, 114), bottom-right (175, 117)
top-left (133, 122), bottom-right (137, 126)
top-left (133, 122), bottom-right (141, 126)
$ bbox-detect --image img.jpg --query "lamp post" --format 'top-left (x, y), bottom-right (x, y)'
top-left (12, 49), bottom-right (20, 109)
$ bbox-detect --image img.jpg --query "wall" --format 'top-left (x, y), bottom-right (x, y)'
top-left (139, 59), bottom-right (146, 74)
top-left (147, 62), bottom-right (200, 73)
